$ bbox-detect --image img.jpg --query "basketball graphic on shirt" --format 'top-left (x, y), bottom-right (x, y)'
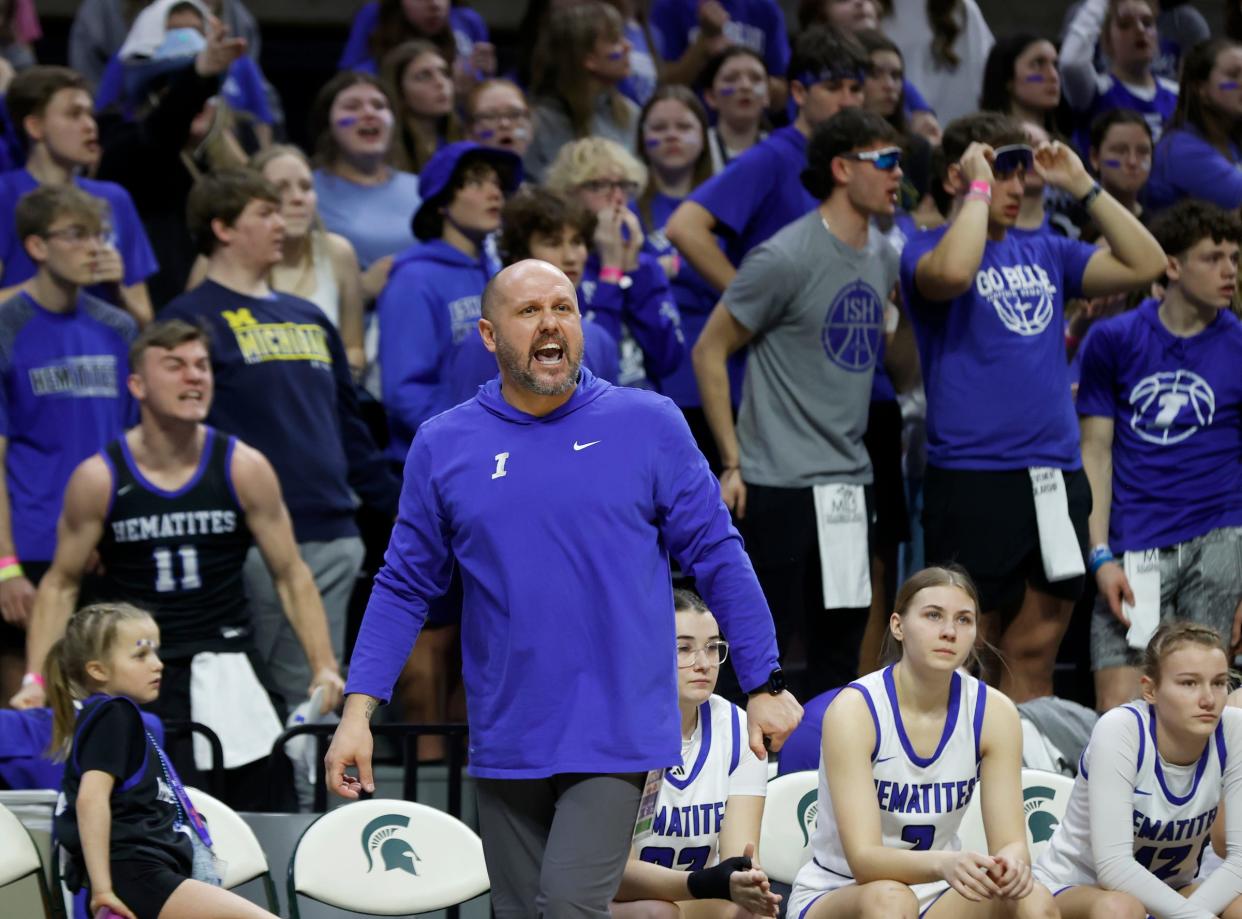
top-left (975, 265), bottom-right (1056, 336)
top-left (821, 280), bottom-right (883, 371)
top-left (1128, 369), bottom-right (1216, 446)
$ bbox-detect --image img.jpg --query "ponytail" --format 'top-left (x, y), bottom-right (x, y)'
top-left (45, 636), bottom-right (78, 761)
top-left (40, 601), bottom-right (156, 761)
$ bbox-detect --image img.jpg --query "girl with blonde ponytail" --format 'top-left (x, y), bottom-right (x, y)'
top-left (51, 602), bottom-right (275, 919)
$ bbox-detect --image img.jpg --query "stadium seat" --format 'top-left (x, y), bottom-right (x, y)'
top-left (185, 786), bottom-right (279, 911)
top-left (757, 770), bottom-right (818, 885)
top-left (287, 798), bottom-right (489, 917)
top-left (1020, 768), bottom-right (1075, 860)
top-left (0, 799), bottom-right (54, 918)
top-left (956, 768), bottom-right (1076, 860)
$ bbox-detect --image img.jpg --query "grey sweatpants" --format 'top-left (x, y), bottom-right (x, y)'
top-left (475, 772), bottom-right (644, 918)
top-left (243, 536), bottom-right (365, 710)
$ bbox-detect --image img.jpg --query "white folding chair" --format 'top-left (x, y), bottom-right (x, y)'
top-left (0, 799), bottom-right (54, 918)
top-left (184, 786), bottom-right (279, 911)
top-left (287, 798), bottom-right (489, 917)
top-left (1020, 768), bottom-right (1075, 860)
top-left (757, 770), bottom-right (818, 885)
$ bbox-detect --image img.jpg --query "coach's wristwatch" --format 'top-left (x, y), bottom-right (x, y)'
top-left (749, 667), bottom-right (787, 696)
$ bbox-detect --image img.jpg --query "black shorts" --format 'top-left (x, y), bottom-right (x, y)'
top-left (0, 560), bottom-right (48, 653)
top-left (863, 400), bottom-right (911, 555)
top-left (922, 465), bottom-right (1091, 615)
top-left (103, 855), bottom-right (188, 919)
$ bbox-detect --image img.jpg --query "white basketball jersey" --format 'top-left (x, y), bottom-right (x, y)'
top-left (637, 694), bottom-right (767, 870)
top-left (811, 666), bottom-right (987, 878)
top-left (1035, 703), bottom-right (1227, 890)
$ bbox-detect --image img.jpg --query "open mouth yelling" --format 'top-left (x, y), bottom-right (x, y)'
top-left (180, 389), bottom-right (205, 403)
top-left (533, 342), bottom-right (564, 366)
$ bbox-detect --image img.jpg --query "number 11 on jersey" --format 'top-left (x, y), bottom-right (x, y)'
top-left (153, 545), bottom-right (202, 592)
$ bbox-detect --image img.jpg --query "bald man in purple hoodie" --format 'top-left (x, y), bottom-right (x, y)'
top-left (327, 259), bottom-right (800, 918)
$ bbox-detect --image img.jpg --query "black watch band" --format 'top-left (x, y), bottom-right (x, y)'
top-left (749, 667), bottom-right (786, 696)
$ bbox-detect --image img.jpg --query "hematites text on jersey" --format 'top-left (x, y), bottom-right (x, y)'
top-left (110, 510), bottom-right (239, 544)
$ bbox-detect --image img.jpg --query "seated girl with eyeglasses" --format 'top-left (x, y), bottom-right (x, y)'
top-left (610, 589), bottom-right (781, 918)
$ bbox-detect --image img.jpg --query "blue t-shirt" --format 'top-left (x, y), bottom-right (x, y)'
top-left (643, 192), bottom-right (742, 407)
top-left (899, 226), bottom-right (1097, 469)
top-left (346, 367), bottom-right (779, 778)
top-left (688, 125), bottom-right (816, 267)
top-left (1072, 73), bottom-right (1178, 157)
top-left (338, 2), bottom-right (490, 74)
top-left (1146, 128), bottom-right (1242, 214)
top-left (0, 170), bottom-right (158, 292)
top-left (312, 168), bottom-right (421, 270)
top-left (0, 291), bottom-right (136, 561)
top-left (1076, 299), bottom-right (1242, 552)
top-left (776, 688), bottom-right (839, 776)
top-left (162, 281), bottom-right (399, 541)
top-left (650, 0), bottom-right (789, 79)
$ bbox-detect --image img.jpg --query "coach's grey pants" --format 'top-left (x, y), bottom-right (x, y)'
top-left (475, 772), bottom-right (644, 918)
top-left (243, 535), bottom-right (365, 710)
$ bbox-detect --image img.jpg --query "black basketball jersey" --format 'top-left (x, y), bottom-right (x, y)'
top-left (56, 695), bottom-right (193, 892)
top-left (99, 427), bottom-right (252, 656)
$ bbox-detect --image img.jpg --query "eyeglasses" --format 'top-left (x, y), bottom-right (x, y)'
top-left (992, 144), bottom-right (1034, 178)
top-left (472, 108), bottom-right (531, 126)
top-left (677, 640), bottom-right (730, 668)
top-left (578, 178), bottom-right (641, 198)
top-left (839, 146), bottom-right (903, 171)
top-left (44, 226), bottom-right (107, 245)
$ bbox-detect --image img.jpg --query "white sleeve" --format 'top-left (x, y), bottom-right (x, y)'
top-left (1060, 0), bottom-right (1106, 111)
top-left (1087, 709), bottom-right (1216, 919)
top-left (727, 706), bottom-right (768, 798)
top-left (1187, 710), bottom-right (1242, 915)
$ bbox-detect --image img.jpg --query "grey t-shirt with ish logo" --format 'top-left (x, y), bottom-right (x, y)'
top-left (724, 211), bottom-right (900, 488)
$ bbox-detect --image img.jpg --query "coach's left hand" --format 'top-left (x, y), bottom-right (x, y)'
top-left (745, 690), bottom-right (802, 759)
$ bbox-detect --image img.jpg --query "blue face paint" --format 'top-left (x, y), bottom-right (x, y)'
top-left (645, 136), bottom-right (662, 148)
top-left (1101, 158), bottom-right (1123, 168)
top-left (135, 638), bottom-right (156, 649)
top-left (1023, 73), bottom-right (1046, 82)
top-left (1220, 81), bottom-right (1240, 91)
top-left (607, 48), bottom-right (625, 61)
top-left (718, 86), bottom-right (737, 96)
top-left (476, 128), bottom-right (495, 140)
top-left (335, 116), bottom-right (359, 128)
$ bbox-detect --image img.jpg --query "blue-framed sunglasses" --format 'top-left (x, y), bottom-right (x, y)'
top-left (992, 144), bottom-right (1034, 177)
top-left (840, 146), bottom-right (903, 171)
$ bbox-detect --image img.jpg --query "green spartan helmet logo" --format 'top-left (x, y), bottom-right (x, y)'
top-left (362, 814), bottom-right (423, 876)
top-left (1024, 786), bottom-right (1061, 843)
top-left (797, 789), bottom-right (819, 847)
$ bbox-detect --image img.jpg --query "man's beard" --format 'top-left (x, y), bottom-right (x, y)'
top-left (493, 328), bottom-right (583, 396)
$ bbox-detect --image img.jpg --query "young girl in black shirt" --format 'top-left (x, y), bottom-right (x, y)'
top-left (47, 602), bottom-right (274, 919)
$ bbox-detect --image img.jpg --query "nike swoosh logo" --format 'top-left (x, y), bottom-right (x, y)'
top-left (1135, 789), bottom-right (1152, 796)
top-left (875, 756), bottom-right (895, 764)
top-left (117, 484), bottom-right (133, 496)
top-left (573, 440), bottom-right (601, 451)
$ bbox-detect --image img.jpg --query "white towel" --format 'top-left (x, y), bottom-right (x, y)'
top-left (1029, 467), bottom-right (1086, 582)
top-left (189, 652), bottom-right (282, 770)
top-left (1124, 549), bottom-right (1162, 650)
top-left (119, 0), bottom-right (211, 60)
top-left (812, 483), bottom-right (872, 609)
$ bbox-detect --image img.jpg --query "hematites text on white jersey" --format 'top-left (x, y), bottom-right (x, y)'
top-left (109, 510), bottom-right (239, 544)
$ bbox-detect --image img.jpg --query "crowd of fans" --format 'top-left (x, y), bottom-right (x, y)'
top-left (0, 0), bottom-right (1240, 811)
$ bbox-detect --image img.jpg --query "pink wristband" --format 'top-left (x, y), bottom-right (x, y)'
top-left (0, 555), bottom-right (17, 568)
top-left (599, 266), bottom-right (624, 283)
top-left (967, 179), bottom-right (992, 200)
top-left (22, 671), bottom-right (44, 689)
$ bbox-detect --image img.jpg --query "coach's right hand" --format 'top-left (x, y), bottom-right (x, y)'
top-left (1095, 560), bottom-right (1134, 628)
top-left (325, 694), bottom-right (377, 799)
top-left (0, 575), bottom-right (35, 628)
